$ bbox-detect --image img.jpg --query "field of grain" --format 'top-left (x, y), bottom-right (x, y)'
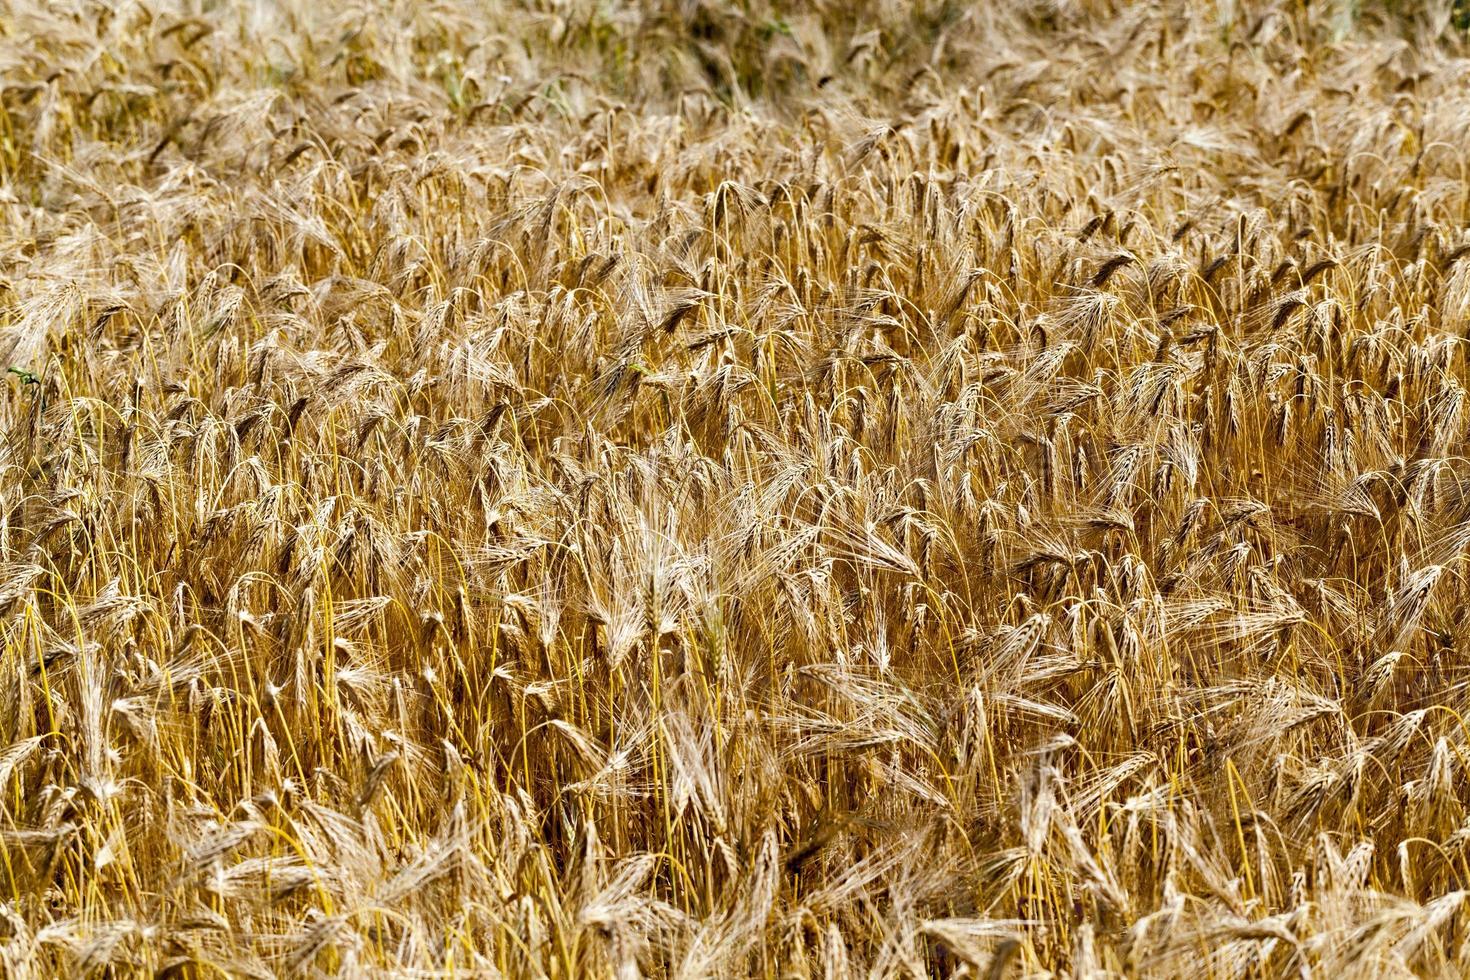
top-left (4, 0), bottom-right (1470, 976)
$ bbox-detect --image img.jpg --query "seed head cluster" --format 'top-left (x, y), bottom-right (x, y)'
top-left (4, 1), bottom-right (1470, 976)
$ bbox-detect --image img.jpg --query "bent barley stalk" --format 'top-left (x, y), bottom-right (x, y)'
top-left (3, 0), bottom-right (1470, 976)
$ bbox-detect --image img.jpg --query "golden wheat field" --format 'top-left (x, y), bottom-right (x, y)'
top-left (8, 0), bottom-right (1470, 976)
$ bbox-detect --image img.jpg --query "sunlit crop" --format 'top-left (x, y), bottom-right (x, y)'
top-left (3, 1), bottom-right (1470, 976)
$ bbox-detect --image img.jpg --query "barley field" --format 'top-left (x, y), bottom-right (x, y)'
top-left (4, 0), bottom-right (1470, 976)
